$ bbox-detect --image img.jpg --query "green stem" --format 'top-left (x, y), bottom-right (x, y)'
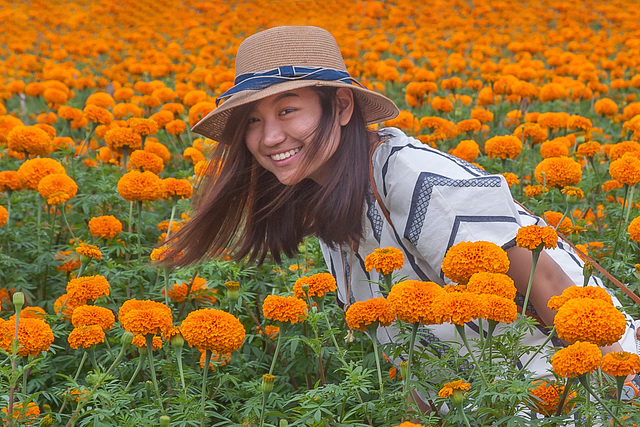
top-left (258, 392), bottom-right (267, 427)
top-left (614, 375), bottom-right (625, 410)
top-left (201, 349), bottom-right (212, 426)
top-left (518, 326), bottom-right (556, 374)
top-left (36, 194), bottom-right (42, 251)
top-left (124, 353), bottom-right (145, 392)
top-left (555, 377), bottom-right (575, 416)
top-left (145, 335), bottom-right (163, 410)
top-left (175, 345), bottom-right (186, 393)
top-left (612, 184), bottom-right (630, 255)
top-left (456, 324), bottom-right (489, 385)
top-left (479, 320), bottom-right (497, 364)
top-left (269, 325), bottom-right (284, 376)
top-left (369, 327), bottom-right (384, 395)
top-left (166, 203), bottom-right (177, 240)
top-left (521, 250), bottom-right (540, 318)
top-left (404, 323), bottom-right (419, 393)
top-left (60, 203), bottom-right (77, 242)
top-left (458, 402), bottom-right (472, 427)
top-left (137, 201), bottom-right (143, 262)
top-left (578, 374), bottom-right (624, 427)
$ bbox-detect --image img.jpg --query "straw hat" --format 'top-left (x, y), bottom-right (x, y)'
top-left (191, 26), bottom-right (399, 143)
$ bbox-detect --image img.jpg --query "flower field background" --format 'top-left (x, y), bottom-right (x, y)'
top-left (3, 0), bottom-right (640, 425)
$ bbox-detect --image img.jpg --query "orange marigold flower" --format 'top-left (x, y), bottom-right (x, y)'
top-left (188, 101), bottom-right (216, 127)
top-left (71, 305), bottom-right (115, 331)
top-left (449, 140), bottom-right (479, 162)
top-left (198, 350), bottom-right (231, 369)
top-left (438, 379), bottom-right (470, 398)
top-left (7, 125), bottom-right (51, 156)
top-left (601, 351), bottom-right (640, 378)
top-left (37, 173), bottom-right (77, 205)
top-left (1, 401), bottom-right (40, 422)
top-left (441, 241), bottom-right (510, 285)
top-left (150, 110), bottom-right (174, 129)
top-left (364, 247), bottom-right (404, 276)
top-left (561, 186), bottom-right (584, 200)
top-left (258, 324), bottom-right (280, 339)
top-left (88, 215), bottom-right (123, 240)
top-left (119, 299), bottom-right (172, 337)
top-left (163, 277), bottom-right (217, 304)
top-left (128, 150), bottom-right (164, 174)
top-left (83, 104), bottom-right (113, 125)
top-left (394, 423), bottom-right (428, 427)
top-left (438, 291), bottom-right (483, 325)
top-left (293, 273), bottom-right (337, 299)
top-left (387, 280), bottom-right (445, 324)
top-left (534, 157), bottom-right (582, 188)
top-left (629, 216), bottom-right (640, 243)
top-left (609, 153), bottom-right (640, 186)
top-left (609, 141), bottom-right (640, 161)
top-left (165, 119), bottom-right (187, 135)
top-left (501, 172), bottom-right (519, 187)
top-left (567, 115), bottom-right (592, 132)
top-left (345, 297), bottom-right (395, 331)
top-left (543, 211), bottom-right (573, 232)
top-left (484, 135), bottom-right (522, 159)
top-left (539, 139), bottom-right (569, 158)
top-left (76, 243), bottom-right (102, 260)
top-left (104, 127), bottom-right (142, 153)
top-left (17, 158), bottom-right (66, 191)
top-left (0, 170), bottom-right (21, 192)
top-left (516, 225), bottom-right (558, 252)
top-left (145, 139), bottom-right (171, 164)
top-left (453, 119), bottom-right (482, 135)
top-left (547, 285), bottom-right (613, 311)
top-left (183, 146), bottom-right (205, 164)
top-left (529, 380), bottom-right (576, 416)
top-left (128, 117), bottom-right (158, 136)
top-left (68, 324), bottom-right (105, 349)
top-left (594, 98), bottom-right (618, 117)
top-left (470, 108), bottom-right (493, 124)
top-left (466, 272), bottom-right (516, 299)
top-left (262, 295), bottom-right (308, 324)
top-left (66, 275), bottom-right (110, 306)
top-left (0, 206), bottom-right (7, 227)
top-left (132, 334), bottom-right (162, 350)
top-left (117, 170), bottom-right (162, 202)
top-left (537, 112), bottom-right (569, 129)
top-left (524, 184), bottom-right (547, 197)
top-left (181, 308), bottom-right (245, 353)
top-left (555, 297), bottom-right (626, 346)
top-left (481, 294), bottom-right (517, 323)
top-left (85, 92), bottom-right (116, 109)
top-left (161, 177), bottom-right (193, 200)
top-left (0, 317), bottom-right (54, 356)
top-left (551, 341), bottom-right (601, 378)
top-left (54, 293), bottom-right (76, 319)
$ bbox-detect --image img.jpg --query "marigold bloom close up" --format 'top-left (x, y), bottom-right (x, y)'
top-left (293, 273), bottom-right (337, 299)
top-left (466, 272), bottom-right (516, 299)
top-left (387, 280), bottom-right (445, 324)
top-left (75, 243), bottom-right (102, 260)
top-left (601, 351), bottom-right (640, 378)
top-left (0, 317), bottom-right (54, 356)
top-left (88, 215), bottom-right (123, 240)
top-left (484, 135), bottom-right (522, 159)
top-left (529, 380), bottom-right (575, 416)
top-left (554, 297), bottom-right (626, 346)
top-left (441, 241), bottom-right (510, 285)
top-left (119, 299), bottom-right (173, 337)
top-left (551, 341), bottom-right (601, 378)
top-left (438, 379), bottom-right (470, 398)
top-left (515, 225), bottom-right (558, 252)
top-left (163, 277), bottom-right (217, 304)
top-left (117, 170), bottom-right (162, 202)
top-left (7, 125), bottom-right (51, 156)
top-left (180, 308), bottom-right (245, 353)
top-left (16, 158), bottom-right (66, 190)
top-left (161, 177), bottom-right (193, 200)
top-left (262, 295), bottom-right (308, 324)
top-left (68, 324), bottom-right (106, 349)
top-left (364, 247), bottom-right (404, 275)
top-left (345, 297), bottom-right (395, 331)
top-left (71, 305), bottom-right (115, 331)
top-left (534, 156), bottom-right (583, 188)
top-left (609, 153), bottom-right (640, 186)
top-left (66, 275), bottom-right (110, 306)
top-left (547, 285), bottom-right (613, 311)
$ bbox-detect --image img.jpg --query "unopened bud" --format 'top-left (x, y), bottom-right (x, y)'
top-left (225, 281), bottom-right (240, 301)
top-left (13, 292), bottom-right (24, 310)
top-left (452, 389), bottom-right (464, 405)
top-left (171, 334), bottom-right (184, 348)
top-left (159, 415), bottom-right (170, 427)
top-left (145, 380), bottom-right (153, 395)
top-left (139, 346), bottom-right (148, 356)
top-left (262, 374), bottom-right (275, 394)
top-left (279, 420), bottom-right (289, 426)
top-left (40, 415), bottom-right (53, 427)
top-left (583, 262), bottom-right (594, 283)
top-left (122, 331), bottom-right (134, 345)
top-left (400, 361), bottom-right (408, 380)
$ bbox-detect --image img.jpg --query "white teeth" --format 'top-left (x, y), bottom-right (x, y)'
top-left (270, 148), bottom-right (300, 161)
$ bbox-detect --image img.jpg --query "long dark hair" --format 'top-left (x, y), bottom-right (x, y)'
top-left (162, 86), bottom-right (372, 267)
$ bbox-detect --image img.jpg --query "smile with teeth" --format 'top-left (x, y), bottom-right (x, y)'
top-left (270, 148), bottom-right (300, 161)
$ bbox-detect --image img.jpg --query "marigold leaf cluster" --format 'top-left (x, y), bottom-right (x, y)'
top-left (119, 299), bottom-right (173, 337)
top-left (441, 241), bottom-right (510, 285)
top-left (180, 308), bottom-right (245, 353)
top-left (262, 295), bottom-right (308, 324)
top-left (293, 273), bottom-right (337, 299)
top-left (364, 247), bottom-right (404, 275)
top-left (345, 297), bottom-right (395, 331)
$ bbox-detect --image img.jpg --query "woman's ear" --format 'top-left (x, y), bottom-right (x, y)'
top-left (335, 88), bottom-right (355, 126)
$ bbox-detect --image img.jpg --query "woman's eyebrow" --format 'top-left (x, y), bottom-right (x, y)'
top-left (270, 92), bottom-right (299, 105)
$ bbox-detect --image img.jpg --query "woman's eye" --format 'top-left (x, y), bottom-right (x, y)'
top-left (248, 117), bottom-right (260, 124)
top-left (279, 108), bottom-right (295, 116)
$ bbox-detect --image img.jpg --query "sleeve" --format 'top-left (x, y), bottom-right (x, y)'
top-left (376, 141), bottom-right (524, 283)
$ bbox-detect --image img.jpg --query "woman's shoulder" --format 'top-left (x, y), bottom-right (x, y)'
top-left (373, 127), bottom-right (488, 179)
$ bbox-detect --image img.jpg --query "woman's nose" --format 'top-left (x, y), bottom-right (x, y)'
top-left (262, 118), bottom-right (286, 147)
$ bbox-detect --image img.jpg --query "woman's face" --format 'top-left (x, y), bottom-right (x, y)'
top-left (244, 87), bottom-right (353, 186)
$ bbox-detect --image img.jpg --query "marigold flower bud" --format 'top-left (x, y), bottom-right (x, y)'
top-left (121, 331), bottom-right (134, 345)
top-left (13, 292), bottom-right (24, 310)
top-left (159, 415), bottom-right (170, 427)
top-left (452, 389), bottom-right (464, 405)
top-left (171, 334), bottom-right (184, 348)
top-left (400, 361), bottom-right (408, 380)
top-left (225, 281), bottom-right (240, 301)
top-left (262, 374), bottom-right (275, 394)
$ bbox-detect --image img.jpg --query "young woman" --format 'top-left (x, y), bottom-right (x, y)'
top-left (164, 26), bottom-right (638, 378)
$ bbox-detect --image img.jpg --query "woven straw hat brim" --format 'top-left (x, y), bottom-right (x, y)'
top-left (191, 79), bottom-right (399, 143)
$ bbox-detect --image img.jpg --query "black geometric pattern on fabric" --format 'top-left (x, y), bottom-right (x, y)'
top-left (380, 143), bottom-right (488, 197)
top-left (405, 172), bottom-right (504, 247)
top-left (365, 185), bottom-right (383, 243)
